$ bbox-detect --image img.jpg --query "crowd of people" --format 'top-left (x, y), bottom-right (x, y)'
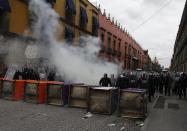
top-left (13, 68), bottom-right (40, 80)
top-left (0, 67), bottom-right (62, 81)
top-left (99, 72), bottom-right (187, 102)
top-left (1, 66), bottom-right (187, 102)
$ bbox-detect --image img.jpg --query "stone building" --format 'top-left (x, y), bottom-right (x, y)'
top-left (171, 1), bottom-right (187, 73)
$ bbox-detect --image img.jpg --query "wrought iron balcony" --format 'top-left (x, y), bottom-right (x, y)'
top-left (112, 50), bottom-right (117, 56)
top-left (117, 52), bottom-right (121, 57)
top-left (99, 44), bottom-right (105, 53)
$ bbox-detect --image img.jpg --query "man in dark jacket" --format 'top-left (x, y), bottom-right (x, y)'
top-left (13, 70), bottom-right (21, 80)
top-left (140, 74), bottom-right (148, 89)
top-left (116, 74), bottom-right (129, 89)
top-left (99, 73), bottom-right (112, 87)
top-left (178, 73), bottom-right (187, 99)
top-left (148, 75), bottom-right (155, 102)
top-left (164, 74), bottom-right (171, 96)
top-left (48, 70), bottom-right (55, 81)
top-left (158, 74), bottom-right (164, 94)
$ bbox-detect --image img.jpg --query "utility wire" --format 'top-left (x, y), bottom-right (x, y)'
top-left (132, 0), bottom-right (174, 32)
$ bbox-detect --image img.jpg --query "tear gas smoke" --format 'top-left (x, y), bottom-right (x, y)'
top-left (28, 0), bottom-right (59, 44)
top-left (50, 38), bottom-right (119, 84)
top-left (28, 0), bottom-right (120, 84)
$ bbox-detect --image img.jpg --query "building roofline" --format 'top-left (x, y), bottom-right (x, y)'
top-left (175, 0), bottom-right (187, 44)
top-left (86, 0), bottom-right (99, 11)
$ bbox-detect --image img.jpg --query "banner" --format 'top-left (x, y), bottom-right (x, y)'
top-left (4, 64), bottom-right (18, 80)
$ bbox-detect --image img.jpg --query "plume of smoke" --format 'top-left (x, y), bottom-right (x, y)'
top-left (29, 0), bottom-right (59, 44)
top-left (50, 38), bottom-right (119, 84)
top-left (28, 0), bottom-right (120, 84)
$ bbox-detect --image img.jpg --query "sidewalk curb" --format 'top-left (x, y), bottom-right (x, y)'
top-left (140, 95), bottom-right (160, 131)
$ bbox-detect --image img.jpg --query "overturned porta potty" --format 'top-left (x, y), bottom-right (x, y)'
top-left (88, 87), bottom-right (118, 115)
top-left (46, 81), bottom-right (66, 106)
top-left (46, 82), bottom-right (84, 106)
top-left (1, 79), bottom-right (15, 100)
top-left (68, 84), bottom-right (89, 108)
top-left (118, 88), bottom-right (147, 118)
top-left (1, 79), bottom-right (25, 101)
top-left (23, 80), bottom-right (47, 104)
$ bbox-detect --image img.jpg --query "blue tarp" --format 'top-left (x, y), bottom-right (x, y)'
top-left (80, 6), bottom-right (88, 26)
top-left (66, 0), bottom-right (76, 15)
top-left (0, 0), bottom-right (11, 12)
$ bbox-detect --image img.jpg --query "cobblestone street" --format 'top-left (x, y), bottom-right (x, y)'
top-left (0, 100), bottom-right (140, 131)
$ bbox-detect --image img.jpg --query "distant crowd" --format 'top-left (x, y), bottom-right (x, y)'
top-left (99, 72), bottom-right (187, 102)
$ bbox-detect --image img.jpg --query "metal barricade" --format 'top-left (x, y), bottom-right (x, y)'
top-left (46, 81), bottom-right (64, 106)
top-left (88, 87), bottom-right (118, 115)
top-left (24, 80), bottom-right (47, 104)
top-left (68, 84), bottom-right (89, 108)
top-left (1, 79), bottom-right (15, 100)
top-left (118, 88), bottom-right (147, 118)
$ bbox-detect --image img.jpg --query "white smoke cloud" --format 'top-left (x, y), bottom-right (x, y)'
top-left (27, 0), bottom-right (120, 84)
top-left (50, 38), bottom-right (119, 84)
top-left (28, 0), bottom-right (59, 44)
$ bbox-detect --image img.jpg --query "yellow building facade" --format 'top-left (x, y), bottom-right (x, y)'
top-left (0, 0), bottom-right (99, 73)
top-left (2, 0), bottom-right (99, 44)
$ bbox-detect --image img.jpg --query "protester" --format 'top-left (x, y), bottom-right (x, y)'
top-left (54, 72), bottom-right (63, 81)
top-left (129, 74), bottom-right (137, 88)
top-left (0, 73), bottom-right (3, 77)
top-left (158, 74), bottom-right (164, 94)
top-left (140, 74), bottom-right (148, 89)
top-left (153, 75), bottom-right (159, 92)
top-left (164, 73), bottom-right (171, 96)
top-left (110, 74), bottom-right (116, 87)
top-left (22, 67), bottom-right (29, 80)
top-left (172, 73), bottom-right (180, 95)
top-left (148, 74), bottom-right (155, 102)
top-left (99, 73), bottom-right (112, 87)
top-left (178, 72), bottom-right (187, 99)
top-left (13, 70), bottom-right (22, 80)
top-left (48, 70), bottom-right (55, 81)
top-left (116, 74), bottom-right (129, 89)
top-left (39, 71), bottom-right (47, 80)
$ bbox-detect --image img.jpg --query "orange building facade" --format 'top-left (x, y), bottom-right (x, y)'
top-left (98, 11), bottom-right (146, 70)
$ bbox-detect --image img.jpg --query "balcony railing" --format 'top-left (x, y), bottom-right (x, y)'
top-left (99, 45), bottom-right (105, 53)
top-left (117, 52), bottom-right (121, 57)
top-left (112, 50), bottom-right (117, 56)
top-left (106, 48), bottom-right (112, 54)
